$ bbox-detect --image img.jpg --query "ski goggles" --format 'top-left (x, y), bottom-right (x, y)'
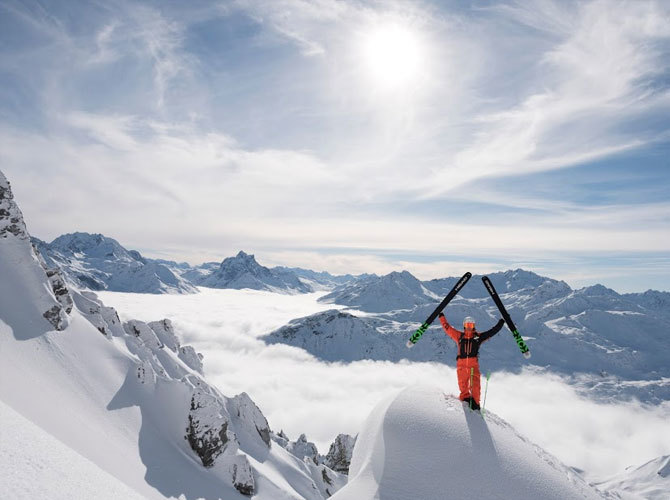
top-left (464, 322), bottom-right (475, 329)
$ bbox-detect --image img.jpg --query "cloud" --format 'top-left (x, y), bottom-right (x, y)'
top-left (98, 288), bottom-right (670, 480)
top-left (1, 0), bottom-right (669, 290)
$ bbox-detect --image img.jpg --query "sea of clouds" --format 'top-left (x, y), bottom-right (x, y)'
top-left (98, 288), bottom-right (670, 481)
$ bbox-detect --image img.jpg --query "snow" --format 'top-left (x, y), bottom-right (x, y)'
top-left (319, 270), bottom-right (435, 312)
top-left (96, 287), bottom-right (670, 487)
top-left (595, 455), bottom-right (670, 499)
top-left (196, 251), bottom-right (312, 293)
top-left (33, 232), bottom-right (197, 294)
top-left (3, 166), bottom-right (669, 499)
top-left (332, 386), bottom-right (603, 500)
top-left (1, 170), bottom-right (348, 500)
top-left (267, 271), bottom-right (670, 403)
top-left (0, 399), bottom-right (147, 500)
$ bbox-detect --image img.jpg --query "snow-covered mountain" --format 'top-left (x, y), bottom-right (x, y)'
top-left (195, 251), bottom-right (313, 293)
top-left (1, 170), bottom-right (347, 499)
top-left (273, 267), bottom-right (371, 291)
top-left (596, 455), bottom-right (670, 499)
top-left (33, 232), bottom-right (197, 294)
top-left (331, 386), bottom-right (604, 500)
top-left (319, 270), bottom-right (438, 312)
top-left (264, 271), bottom-right (670, 403)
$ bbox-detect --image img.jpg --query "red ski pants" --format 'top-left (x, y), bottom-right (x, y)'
top-left (456, 357), bottom-right (481, 404)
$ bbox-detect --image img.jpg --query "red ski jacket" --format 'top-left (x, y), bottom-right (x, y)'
top-left (439, 314), bottom-right (504, 360)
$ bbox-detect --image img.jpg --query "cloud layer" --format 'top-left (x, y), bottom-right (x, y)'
top-left (99, 288), bottom-right (670, 480)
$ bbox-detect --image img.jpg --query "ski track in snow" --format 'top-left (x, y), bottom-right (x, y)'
top-left (98, 288), bottom-right (670, 482)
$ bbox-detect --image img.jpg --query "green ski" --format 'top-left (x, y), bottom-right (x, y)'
top-left (406, 272), bottom-right (472, 347)
top-left (481, 276), bottom-right (531, 358)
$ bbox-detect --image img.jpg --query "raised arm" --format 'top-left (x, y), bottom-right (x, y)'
top-left (438, 313), bottom-right (461, 344)
top-left (478, 319), bottom-right (505, 343)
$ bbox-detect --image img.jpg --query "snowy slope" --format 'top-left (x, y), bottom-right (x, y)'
top-left (332, 386), bottom-right (604, 500)
top-left (596, 455), bottom-right (670, 499)
top-left (33, 233), bottom-right (196, 294)
top-left (0, 169), bottom-right (346, 500)
top-left (0, 399), bottom-right (147, 500)
top-left (197, 251), bottom-right (312, 293)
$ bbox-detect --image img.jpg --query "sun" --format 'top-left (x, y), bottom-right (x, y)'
top-left (362, 23), bottom-right (425, 90)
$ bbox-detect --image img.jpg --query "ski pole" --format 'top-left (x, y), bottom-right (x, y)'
top-left (481, 372), bottom-right (491, 417)
top-left (469, 367), bottom-right (474, 410)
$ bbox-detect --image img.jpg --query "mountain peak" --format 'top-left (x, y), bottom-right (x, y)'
top-left (197, 251), bottom-right (311, 293)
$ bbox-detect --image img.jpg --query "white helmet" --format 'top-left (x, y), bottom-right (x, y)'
top-left (463, 316), bottom-right (476, 327)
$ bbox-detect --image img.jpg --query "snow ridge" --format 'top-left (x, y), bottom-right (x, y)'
top-left (332, 386), bottom-right (604, 500)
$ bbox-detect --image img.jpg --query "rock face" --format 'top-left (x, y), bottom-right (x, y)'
top-left (33, 232), bottom-right (197, 294)
top-left (0, 170), bottom-right (71, 331)
top-left (324, 434), bottom-right (357, 475)
top-left (197, 251), bottom-right (312, 293)
top-left (287, 433), bottom-right (320, 465)
top-left (270, 430), bottom-right (350, 498)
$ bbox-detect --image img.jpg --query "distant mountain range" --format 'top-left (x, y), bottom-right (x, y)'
top-left (266, 270), bottom-right (670, 404)
top-left (33, 233), bottom-right (365, 295)
top-left (1, 169), bottom-right (349, 499)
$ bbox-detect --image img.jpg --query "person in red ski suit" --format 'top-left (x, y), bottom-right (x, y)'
top-left (439, 313), bottom-right (504, 410)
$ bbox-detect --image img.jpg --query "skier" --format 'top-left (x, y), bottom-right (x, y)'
top-left (439, 313), bottom-right (504, 410)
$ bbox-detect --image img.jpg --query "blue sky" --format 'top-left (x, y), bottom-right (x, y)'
top-left (1, 0), bottom-right (669, 292)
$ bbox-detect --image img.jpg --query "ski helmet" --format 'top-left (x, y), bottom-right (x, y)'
top-left (463, 316), bottom-right (476, 329)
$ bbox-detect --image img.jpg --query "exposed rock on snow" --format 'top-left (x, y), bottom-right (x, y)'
top-left (332, 386), bottom-right (604, 500)
top-left (185, 389), bottom-right (235, 468)
top-left (270, 430), bottom-right (350, 497)
top-left (287, 433), bottom-right (320, 465)
top-left (72, 291), bottom-right (125, 337)
top-left (324, 434), bottom-right (357, 475)
top-left (33, 232), bottom-right (197, 294)
top-left (197, 250), bottom-right (312, 293)
top-left (0, 170), bottom-right (70, 332)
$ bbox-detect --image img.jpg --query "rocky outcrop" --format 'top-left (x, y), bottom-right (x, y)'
top-left (185, 389), bottom-right (256, 496)
top-left (324, 434), bottom-right (356, 475)
top-left (287, 433), bottom-right (320, 465)
top-left (186, 390), bottom-right (234, 467)
top-left (0, 173), bottom-right (28, 240)
top-left (0, 170), bottom-right (70, 331)
top-left (72, 291), bottom-right (124, 337)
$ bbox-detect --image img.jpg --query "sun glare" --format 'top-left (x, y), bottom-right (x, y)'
top-left (362, 23), bottom-right (425, 90)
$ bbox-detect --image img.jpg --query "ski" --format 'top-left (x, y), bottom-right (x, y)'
top-left (406, 272), bottom-right (472, 347)
top-left (481, 276), bottom-right (531, 358)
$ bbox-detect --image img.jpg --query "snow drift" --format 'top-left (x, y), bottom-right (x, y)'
top-left (332, 386), bottom-right (603, 500)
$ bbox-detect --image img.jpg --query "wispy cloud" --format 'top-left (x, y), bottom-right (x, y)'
top-left (1, 0), bottom-right (669, 290)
